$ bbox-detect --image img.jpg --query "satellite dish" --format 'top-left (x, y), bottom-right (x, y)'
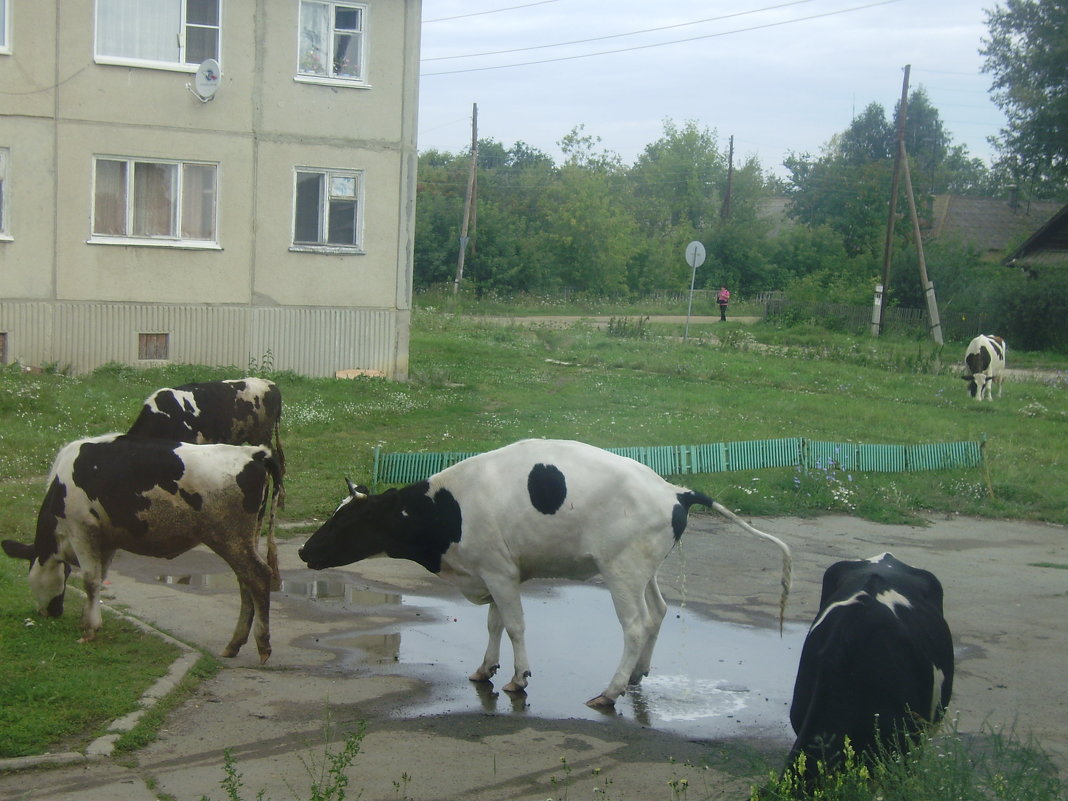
top-left (189, 59), bottom-right (221, 102)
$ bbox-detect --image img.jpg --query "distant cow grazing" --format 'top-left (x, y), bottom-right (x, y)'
top-left (2, 435), bottom-right (283, 662)
top-left (298, 438), bottom-right (792, 708)
top-left (128, 378), bottom-right (285, 471)
top-left (962, 334), bottom-right (1006, 401)
top-left (787, 553), bottom-right (953, 781)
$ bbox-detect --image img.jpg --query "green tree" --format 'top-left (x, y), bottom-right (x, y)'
top-left (982, 0), bottom-right (1068, 194)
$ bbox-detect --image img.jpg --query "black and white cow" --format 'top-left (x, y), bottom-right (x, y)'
top-left (128, 378), bottom-right (285, 471)
top-left (299, 438), bottom-right (792, 708)
top-left (787, 553), bottom-right (954, 779)
top-left (2, 434), bottom-right (283, 662)
top-left (961, 334), bottom-right (1006, 401)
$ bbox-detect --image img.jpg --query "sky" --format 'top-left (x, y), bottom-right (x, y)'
top-left (416, 0), bottom-right (1007, 177)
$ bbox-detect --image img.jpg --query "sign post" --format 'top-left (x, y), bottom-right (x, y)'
top-left (684, 241), bottom-right (706, 342)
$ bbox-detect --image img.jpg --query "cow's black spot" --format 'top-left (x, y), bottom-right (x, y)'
top-left (180, 488), bottom-right (204, 511)
top-left (528, 463), bottom-right (567, 515)
top-left (235, 456), bottom-right (270, 514)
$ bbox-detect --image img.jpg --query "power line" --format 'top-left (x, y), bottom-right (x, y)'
top-left (421, 0), bottom-right (903, 76)
top-left (422, 0), bottom-right (822, 61)
top-left (424, 1), bottom-right (562, 24)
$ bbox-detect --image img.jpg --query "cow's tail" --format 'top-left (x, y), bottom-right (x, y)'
top-left (272, 422), bottom-right (287, 509)
top-left (260, 451), bottom-right (284, 589)
top-left (684, 492), bottom-right (793, 633)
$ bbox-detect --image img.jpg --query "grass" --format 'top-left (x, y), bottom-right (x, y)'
top-left (1, 305), bottom-right (1066, 791)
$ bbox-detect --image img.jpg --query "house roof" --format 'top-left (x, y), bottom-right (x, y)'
top-left (926, 195), bottom-right (1063, 258)
top-left (1002, 202), bottom-right (1068, 268)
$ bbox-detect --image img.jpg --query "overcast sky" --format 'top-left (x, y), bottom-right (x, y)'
top-left (416, 0), bottom-right (1006, 177)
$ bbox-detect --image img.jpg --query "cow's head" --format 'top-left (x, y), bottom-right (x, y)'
top-left (961, 372), bottom-right (987, 399)
top-left (298, 480), bottom-right (393, 569)
top-left (2, 539), bottom-right (71, 618)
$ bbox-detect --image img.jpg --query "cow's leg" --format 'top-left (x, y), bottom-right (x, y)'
top-left (588, 569), bottom-right (658, 708)
top-left (212, 539), bottom-right (273, 662)
top-left (631, 576), bottom-right (668, 684)
top-left (75, 546), bottom-right (110, 643)
top-left (479, 576), bottom-right (530, 694)
top-left (469, 602), bottom-right (503, 683)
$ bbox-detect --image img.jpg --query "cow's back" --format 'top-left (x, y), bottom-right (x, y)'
top-left (429, 439), bottom-right (689, 578)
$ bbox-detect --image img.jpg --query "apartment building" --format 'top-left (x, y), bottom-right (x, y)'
top-left (0, 0), bottom-right (420, 378)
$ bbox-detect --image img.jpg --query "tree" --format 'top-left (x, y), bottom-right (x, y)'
top-left (982, 0), bottom-right (1068, 194)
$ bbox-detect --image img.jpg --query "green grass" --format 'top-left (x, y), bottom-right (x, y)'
top-left (1, 307), bottom-right (1067, 770)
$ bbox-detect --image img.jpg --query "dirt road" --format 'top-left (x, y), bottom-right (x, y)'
top-left (1, 514), bottom-right (1066, 801)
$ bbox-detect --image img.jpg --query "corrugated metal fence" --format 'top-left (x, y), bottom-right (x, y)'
top-left (371, 437), bottom-right (984, 488)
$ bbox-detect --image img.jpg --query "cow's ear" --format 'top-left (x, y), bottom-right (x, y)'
top-left (960, 375), bottom-right (972, 381)
top-left (1, 539), bottom-right (35, 562)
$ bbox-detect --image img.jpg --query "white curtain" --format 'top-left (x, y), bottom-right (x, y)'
top-left (93, 159), bottom-right (127, 236)
top-left (96, 0), bottom-right (182, 63)
top-left (181, 164), bottom-right (217, 240)
top-left (299, 2), bottom-right (330, 75)
top-left (133, 162), bottom-right (177, 237)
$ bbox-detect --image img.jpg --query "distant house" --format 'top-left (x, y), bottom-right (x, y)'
top-left (924, 194), bottom-right (1062, 262)
top-left (1003, 203), bottom-right (1068, 274)
top-left (0, 1), bottom-right (421, 378)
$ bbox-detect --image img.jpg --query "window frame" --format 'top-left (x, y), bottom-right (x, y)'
top-left (1, 0), bottom-right (11, 55)
top-left (290, 166), bottom-right (365, 254)
top-left (89, 155), bottom-right (221, 249)
top-left (0, 148), bottom-right (10, 241)
top-left (295, 0), bottom-right (370, 89)
top-left (94, 0), bottom-right (222, 73)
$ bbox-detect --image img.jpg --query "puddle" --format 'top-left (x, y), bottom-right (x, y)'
top-left (151, 563), bottom-right (806, 740)
top-left (298, 578), bottom-right (807, 740)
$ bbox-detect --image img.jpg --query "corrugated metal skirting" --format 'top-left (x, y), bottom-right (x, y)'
top-left (0, 300), bottom-right (401, 377)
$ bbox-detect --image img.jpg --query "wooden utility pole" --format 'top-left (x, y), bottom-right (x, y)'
top-left (453, 102), bottom-right (478, 294)
top-left (721, 135), bottom-right (734, 222)
top-left (874, 65), bottom-right (910, 335)
top-left (900, 142), bottom-right (944, 345)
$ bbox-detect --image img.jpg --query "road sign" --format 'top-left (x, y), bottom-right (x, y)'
top-left (685, 240), bottom-right (706, 268)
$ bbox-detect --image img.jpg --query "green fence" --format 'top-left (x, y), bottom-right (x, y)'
top-left (371, 437), bottom-right (984, 488)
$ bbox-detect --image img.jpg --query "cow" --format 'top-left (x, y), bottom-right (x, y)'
top-left (786, 553), bottom-right (953, 784)
top-left (127, 377), bottom-right (285, 473)
top-left (298, 438), bottom-right (792, 708)
top-left (1, 434), bottom-right (283, 662)
top-left (961, 334), bottom-right (1006, 401)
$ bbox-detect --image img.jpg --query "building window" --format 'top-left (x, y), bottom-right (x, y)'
top-left (138, 333), bottom-right (170, 361)
top-left (297, 1), bottom-right (366, 84)
top-left (1, 0), bottom-right (10, 54)
top-left (0, 148), bottom-right (8, 237)
top-left (92, 157), bottom-right (218, 245)
top-left (95, 0), bottom-right (220, 69)
top-left (0, 332), bottom-right (7, 365)
top-left (293, 168), bottom-right (363, 250)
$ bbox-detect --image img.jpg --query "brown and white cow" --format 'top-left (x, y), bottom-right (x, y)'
top-left (128, 378), bottom-right (285, 472)
top-left (299, 438), bottom-right (792, 708)
top-left (961, 335), bottom-right (1006, 401)
top-left (2, 434), bottom-right (283, 661)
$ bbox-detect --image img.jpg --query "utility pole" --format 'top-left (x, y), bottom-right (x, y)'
top-left (453, 102), bottom-right (478, 295)
top-left (900, 142), bottom-right (944, 345)
top-left (721, 135), bottom-right (734, 222)
top-left (874, 65), bottom-right (910, 336)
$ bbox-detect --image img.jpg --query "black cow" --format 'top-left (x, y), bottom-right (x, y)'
top-left (787, 552), bottom-right (954, 781)
top-left (128, 378), bottom-right (285, 472)
top-left (2, 434), bottom-right (283, 661)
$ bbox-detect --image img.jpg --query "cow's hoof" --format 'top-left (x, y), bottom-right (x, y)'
top-left (585, 694), bottom-right (616, 709)
top-left (221, 647), bottom-right (239, 658)
top-left (258, 650), bottom-right (271, 664)
top-left (501, 681), bottom-right (528, 695)
top-left (469, 665), bottom-right (498, 682)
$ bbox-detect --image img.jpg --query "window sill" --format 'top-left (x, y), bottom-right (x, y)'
top-left (0, 234), bottom-right (12, 242)
top-left (294, 74), bottom-right (371, 90)
top-left (87, 236), bottom-right (222, 250)
top-left (289, 245), bottom-right (365, 256)
top-left (94, 56), bottom-right (204, 74)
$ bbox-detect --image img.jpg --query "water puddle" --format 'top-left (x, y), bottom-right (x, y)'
top-left (151, 564), bottom-right (806, 740)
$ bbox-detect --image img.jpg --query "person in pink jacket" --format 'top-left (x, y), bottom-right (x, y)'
top-left (717, 285), bottom-right (731, 321)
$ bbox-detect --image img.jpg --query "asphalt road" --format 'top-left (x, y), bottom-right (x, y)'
top-left (1, 513), bottom-right (1066, 801)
